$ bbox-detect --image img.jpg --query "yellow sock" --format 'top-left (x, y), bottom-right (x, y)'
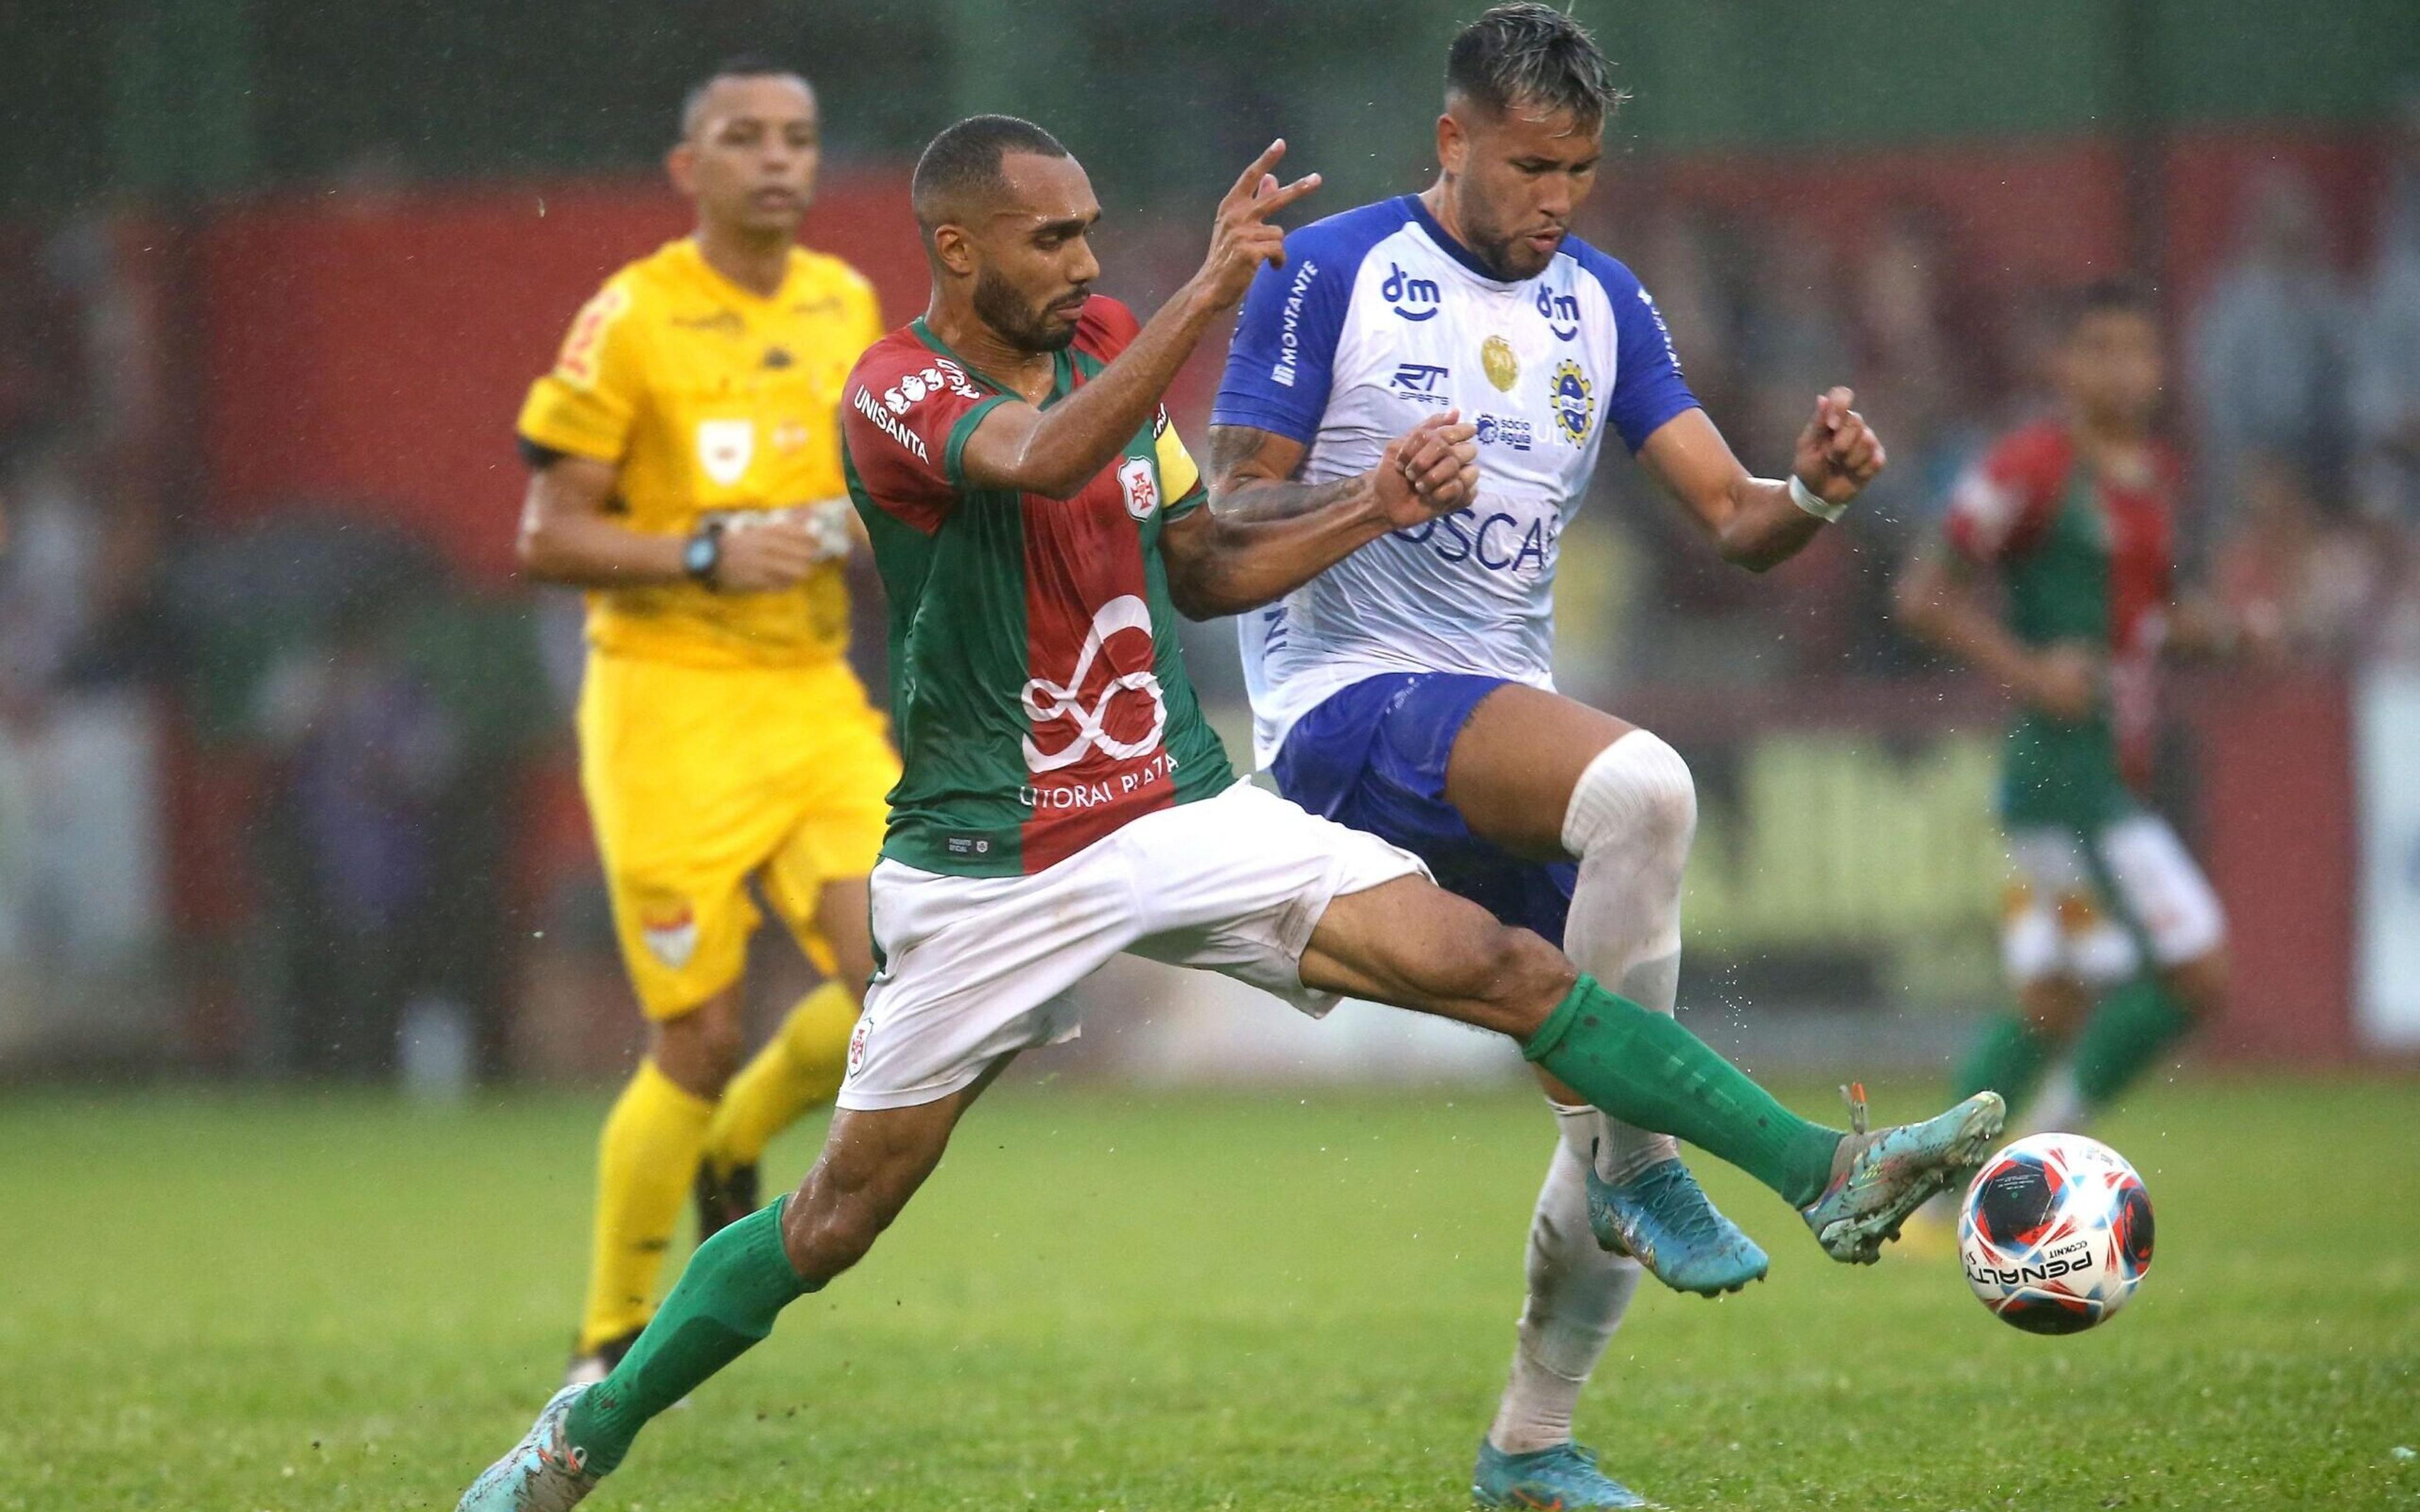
top-left (702, 982), bottom-right (860, 1176)
top-left (579, 1057), bottom-right (715, 1356)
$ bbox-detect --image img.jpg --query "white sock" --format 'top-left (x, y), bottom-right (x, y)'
top-left (1487, 1134), bottom-right (1643, 1454)
top-left (1559, 730), bottom-right (1697, 1183)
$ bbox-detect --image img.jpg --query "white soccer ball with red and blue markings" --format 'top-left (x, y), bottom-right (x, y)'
top-left (1958, 1133), bottom-right (2154, 1334)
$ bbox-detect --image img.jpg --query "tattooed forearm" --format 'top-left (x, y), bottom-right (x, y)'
top-left (1206, 425), bottom-right (1374, 522)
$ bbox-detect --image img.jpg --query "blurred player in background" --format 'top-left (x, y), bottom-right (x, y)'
top-left (513, 57), bottom-right (897, 1385)
top-left (1211, 8), bottom-right (1885, 1506)
top-left (456, 113), bottom-right (2001, 1512)
top-left (1897, 280), bottom-right (2245, 1191)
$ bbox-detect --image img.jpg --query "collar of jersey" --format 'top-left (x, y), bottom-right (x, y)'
top-left (1399, 193), bottom-right (1530, 290)
top-left (676, 236), bottom-right (800, 306)
top-left (909, 317), bottom-right (1075, 404)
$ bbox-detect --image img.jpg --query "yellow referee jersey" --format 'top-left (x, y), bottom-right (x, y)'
top-left (518, 238), bottom-right (884, 667)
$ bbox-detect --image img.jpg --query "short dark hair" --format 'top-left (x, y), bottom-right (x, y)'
top-left (1445, 3), bottom-right (1623, 125)
top-left (679, 55), bottom-right (810, 139)
top-left (911, 114), bottom-right (1071, 234)
top-left (2068, 277), bottom-right (2158, 329)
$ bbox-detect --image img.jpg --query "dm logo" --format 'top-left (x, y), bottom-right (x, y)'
top-left (1536, 284), bottom-right (1581, 341)
top-left (1550, 360), bottom-right (1594, 445)
top-left (1382, 262), bottom-right (1441, 321)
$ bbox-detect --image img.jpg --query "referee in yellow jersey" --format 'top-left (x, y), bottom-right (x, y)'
top-left (514, 57), bottom-right (899, 1383)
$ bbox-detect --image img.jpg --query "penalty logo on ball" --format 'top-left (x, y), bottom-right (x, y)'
top-left (1958, 1132), bottom-right (2153, 1334)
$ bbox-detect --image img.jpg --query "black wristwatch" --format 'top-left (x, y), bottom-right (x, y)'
top-left (683, 522), bottom-right (725, 588)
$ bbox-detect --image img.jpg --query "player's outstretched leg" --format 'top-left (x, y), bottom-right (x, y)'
top-left (1555, 730), bottom-right (1765, 1296)
top-left (460, 1087), bottom-right (977, 1510)
top-left (1302, 878), bottom-right (2004, 1263)
top-left (1448, 695), bottom-right (1766, 1298)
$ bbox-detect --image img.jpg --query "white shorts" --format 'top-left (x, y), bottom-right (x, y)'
top-left (839, 782), bottom-right (1428, 1110)
top-left (2001, 812), bottom-right (2227, 988)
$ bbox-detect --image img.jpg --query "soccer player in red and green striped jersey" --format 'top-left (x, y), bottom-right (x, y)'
top-left (1899, 280), bottom-right (2240, 1159)
top-left (455, 116), bottom-right (2003, 1512)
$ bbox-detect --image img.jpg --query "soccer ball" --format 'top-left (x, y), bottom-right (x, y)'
top-left (1957, 1133), bottom-right (2153, 1334)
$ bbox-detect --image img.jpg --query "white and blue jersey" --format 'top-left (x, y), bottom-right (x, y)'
top-left (1212, 194), bottom-right (1698, 769)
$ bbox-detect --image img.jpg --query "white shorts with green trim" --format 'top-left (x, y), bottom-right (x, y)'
top-left (839, 781), bottom-right (1428, 1111)
top-left (2001, 812), bottom-right (2227, 988)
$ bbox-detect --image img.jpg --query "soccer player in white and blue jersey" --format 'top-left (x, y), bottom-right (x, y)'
top-left (1210, 8), bottom-right (1889, 1507)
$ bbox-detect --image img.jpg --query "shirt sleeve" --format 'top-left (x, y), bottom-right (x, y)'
top-left (516, 278), bottom-right (646, 463)
top-left (840, 339), bottom-right (1010, 532)
top-left (1211, 229), bottom-right (1356, 445)
top-left (1942, 427), bottom-right (2068, 564)
top-left (1587, 251), bottom-right (1700, 454)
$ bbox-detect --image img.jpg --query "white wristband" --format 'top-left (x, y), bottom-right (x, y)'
top-left (1789, 474), bottom-right (1847, 523)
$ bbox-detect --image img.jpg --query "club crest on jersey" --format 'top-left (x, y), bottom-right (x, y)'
top-left (696, 419), bottom-right (755, 485)
top-left (1482, 335), bottom-right (1520, 392)
top-left (1551, 359), bottom-right (1595, 445)
top-left (1117, 455), bottom-right (1160, 520)
top-left (637, 898), bottom-right (699, 970)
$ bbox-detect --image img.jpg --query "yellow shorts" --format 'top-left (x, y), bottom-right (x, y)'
top-left (578, 651), bottom-right (900, 1019)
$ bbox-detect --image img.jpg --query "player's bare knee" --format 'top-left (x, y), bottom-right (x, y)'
top-left (1473, 925), bottom-right (1577, 1036)
top-left (1562, 730), bottom-right (1696, 862)
top-left (654, 994), bottom-right (749, 1095)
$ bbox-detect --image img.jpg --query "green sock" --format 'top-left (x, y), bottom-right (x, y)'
top-left (2071, 976), bottom-right (2196, 1106)
top-left (565, 1199), bottom-right (817, 1475)
top-left (1524, 975), bottom-right (1842, 1208)
top-left (1955, 1011), bottom-right (2060, 1108)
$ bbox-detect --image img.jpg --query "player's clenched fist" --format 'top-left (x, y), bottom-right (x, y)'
top-left (1373, 410), bottom-right (1481, 529)
top-left (1190, 139), bottom-right (1322, 311)
top-left (1792, 386), bottom-right (1887, 506)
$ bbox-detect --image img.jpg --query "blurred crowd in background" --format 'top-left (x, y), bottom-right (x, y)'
top-left (3, 3), bottom-right (2416, 1083)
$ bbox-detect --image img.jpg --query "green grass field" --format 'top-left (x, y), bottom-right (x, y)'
top-left (1, 1076), bottom-right (2414, 1511)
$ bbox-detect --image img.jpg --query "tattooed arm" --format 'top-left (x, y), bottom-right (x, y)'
top-left (1159, 416), bottom-right (1478, 620)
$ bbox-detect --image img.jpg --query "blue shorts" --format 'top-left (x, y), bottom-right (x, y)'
top-left (1269, 672), bottom-right (1577, 947)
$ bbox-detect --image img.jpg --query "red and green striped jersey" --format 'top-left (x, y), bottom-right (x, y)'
top-left (839, 296), bottom-right (1236, 876)
top-left (1942, 419), bottom-right (2179, 830)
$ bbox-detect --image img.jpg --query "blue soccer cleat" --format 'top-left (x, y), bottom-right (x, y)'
top-left (458, 1385), bottom-right (601, 1512)
top-left (1584, 1156), bottom-right (1769, 1297)
top-left (1801, 1089), bottom-right (2006, 1264)
top-left (1472, 1438), bottom-right (1652, 1509)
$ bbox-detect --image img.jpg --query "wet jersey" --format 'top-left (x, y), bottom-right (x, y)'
top-left (1212, 195), bottom-right (1699, 767)
top-left (1942, 419), bottom-right (2180, 829)
top-left (839, 297), bottom-right (1234, 877)
top-left (517, 238), bottom-right (882, 667)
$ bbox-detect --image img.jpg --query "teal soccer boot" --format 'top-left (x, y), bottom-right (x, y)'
top-left (459, 1385), bottom-right (600, 1512)
top-left (1801, 1089), bottom-right (2005, 1264)
top-left (1584, 1156), bottom-right (1769, 1297)
top-left (1473, 1439), bottom-right (1652, 1509)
